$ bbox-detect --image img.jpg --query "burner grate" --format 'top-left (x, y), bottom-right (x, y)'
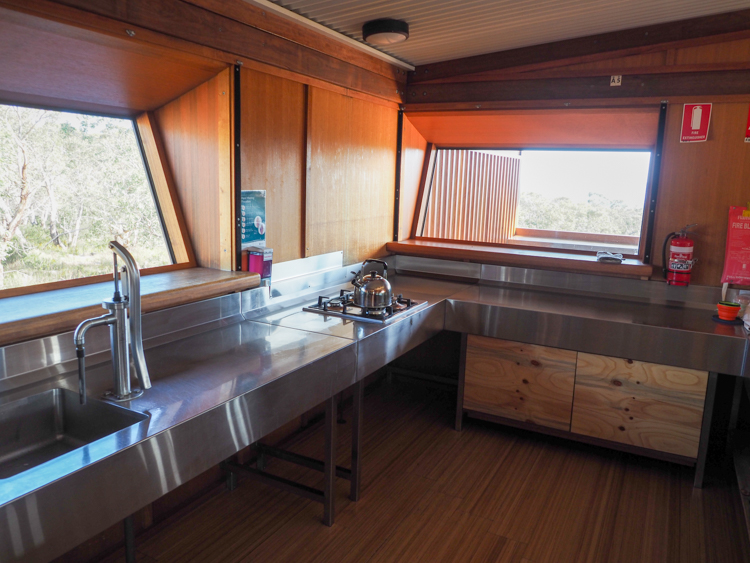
top-left (303, 293), bottom-right (427, 324)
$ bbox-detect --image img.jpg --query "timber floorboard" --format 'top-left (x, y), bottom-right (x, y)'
top-left (101, 379), bottom-right (749, 563)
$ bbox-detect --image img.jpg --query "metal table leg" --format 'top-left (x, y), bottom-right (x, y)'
top-left (455, 333), bottom-right (468, 431)
top-left (350, 380), bottom-right (364, 501)
top-left (694, 371), bottom-right (719, 488)
top-left (124, 515), bottom-right (136, 563)
top-left (223, 381), bottom-right (364, 526)
top-left (323, 395), bottom-right (337, 526)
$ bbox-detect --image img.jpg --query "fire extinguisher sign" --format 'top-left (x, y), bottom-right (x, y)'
top-left (680, 103), bottom-right (712, 143)
top-left (721, 207), bottom-right (750, 285)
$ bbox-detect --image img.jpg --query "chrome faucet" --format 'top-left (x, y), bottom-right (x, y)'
top-left (74, 241), bottom-right (152, 404)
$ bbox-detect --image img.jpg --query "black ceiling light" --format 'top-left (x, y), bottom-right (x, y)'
top-left (362, 18), bottom-right (409, 46)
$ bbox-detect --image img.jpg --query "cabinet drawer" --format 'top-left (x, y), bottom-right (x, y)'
top-left (464, 336), bottom-right (577, 431)
top-left (571, 353), bottom-right (708, 459)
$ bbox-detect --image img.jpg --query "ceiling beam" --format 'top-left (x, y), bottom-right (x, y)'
top-left (409, 9), bottom-right (750, 84)
top-left (406, 69), bottom-right (750, 105)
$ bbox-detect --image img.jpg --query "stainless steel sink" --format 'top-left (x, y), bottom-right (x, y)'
top-left (0, 388), bottom-right (148, 479)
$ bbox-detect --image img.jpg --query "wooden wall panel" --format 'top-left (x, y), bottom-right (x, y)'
top-left (398, 116), bottom-right (427, 241)
top-left (652, 102), bottom-right (750, 286)
top-left (571, 353), bottom-right (708, 459)
top-left (241, 69), bottom-right (306, 264)
top-left (305, 87), bottom-right (352, 260)
top-left (306, 87), bottom-right (397, 264)
top-left (155, 68), bottom-right (234, 270)
top-left (464, 336), bottom-right (577, 431)
top-left (346, 97), bottom-right (398, 262)
top-left (405, 108), bottom-right (660, 149)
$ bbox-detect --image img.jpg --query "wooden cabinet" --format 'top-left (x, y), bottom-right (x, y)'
top-left (463, 335), bottom-right (577, 431)
top-left (460, 336), bottom-right (710, 462)
top-left (570, 353), bottom-right (708, 459)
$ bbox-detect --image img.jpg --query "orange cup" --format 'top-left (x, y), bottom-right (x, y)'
top-left (717, 301), bottom-right (741, 321)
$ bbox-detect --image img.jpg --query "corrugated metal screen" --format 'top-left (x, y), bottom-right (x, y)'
top-left (422, 149), bottom-right (520, 243)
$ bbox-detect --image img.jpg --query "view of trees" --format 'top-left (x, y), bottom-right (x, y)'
top-left (515, 191), bottom-right (644, 236)
top-left (0, 105), bottom-right (171, 290)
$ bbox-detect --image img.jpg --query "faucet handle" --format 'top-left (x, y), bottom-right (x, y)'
top-left (108, 241), bottom-right (151, 391)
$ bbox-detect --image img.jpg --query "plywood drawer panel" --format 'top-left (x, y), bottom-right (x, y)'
top-left (571, 353), bottom-right (708, 459)
top-left (464, 336), bottom-right (577, 431)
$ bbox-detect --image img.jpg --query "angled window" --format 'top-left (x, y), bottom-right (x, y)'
top-left (0, 104), bottom-right (176, 291)
top-left (420, 148), bottom-right (652, 255)
top-left (412, 107), bottom-right (660, 260)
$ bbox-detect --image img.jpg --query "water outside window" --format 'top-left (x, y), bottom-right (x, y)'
top-left (0, 104), bottom-right (172, 290)
top-left (515, 150), bottom-right (652, 237)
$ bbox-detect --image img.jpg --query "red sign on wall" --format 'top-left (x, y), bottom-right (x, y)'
top-left (721, 207), bottom-right (750, 285)
top-left (680, 103), bottom-right (712, 143)
top-left (744, 105), bottom-right (750, 143)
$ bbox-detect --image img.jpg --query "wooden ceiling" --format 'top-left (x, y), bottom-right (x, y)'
top-left (0, 7), bottom-right (228, 116)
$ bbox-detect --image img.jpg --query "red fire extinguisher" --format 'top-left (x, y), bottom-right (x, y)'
top-left (662, 224), bottom-right (698, 286)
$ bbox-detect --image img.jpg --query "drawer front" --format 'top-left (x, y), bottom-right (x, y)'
top-left (464, 336), bottom-right (577, 431)
top-left (571, 353), bottom-right (708, 459)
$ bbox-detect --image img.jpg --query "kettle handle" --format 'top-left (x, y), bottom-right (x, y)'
top-left (361, 259), bottom-right (388, 279)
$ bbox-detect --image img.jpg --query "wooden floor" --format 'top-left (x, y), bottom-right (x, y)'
top-left (103, 379), bottom-right (750, 563)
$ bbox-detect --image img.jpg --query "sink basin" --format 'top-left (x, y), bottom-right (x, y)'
top-left (0, 388), bottom-right (148, 479)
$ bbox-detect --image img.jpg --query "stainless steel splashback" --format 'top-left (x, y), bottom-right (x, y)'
top-left (392, 255), bottom-right (732, 309)
top-left (2, 251), bottom-right (741, 398)
top-left (0, 293), bottom-right (246, 398)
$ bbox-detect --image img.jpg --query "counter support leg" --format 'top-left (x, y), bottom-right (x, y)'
top-left (124, 515), bottom-right (136, 563)
top-left (323, 396), bottom-right (337, 526)
top-left (351, 380), bottom-right (363, 501)
top-left (694, 371), bottom-right (719, 488)
top-left (257, 449), bottom-right (266, 472)
top-left (455, 333), bottom-right (468, 432)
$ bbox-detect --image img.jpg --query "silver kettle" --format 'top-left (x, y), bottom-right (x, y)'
top-left (351, 259), bottom-right (392, 309)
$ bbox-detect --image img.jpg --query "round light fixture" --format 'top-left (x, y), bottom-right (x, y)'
top-left (362, 18), bottom-right (409, 46)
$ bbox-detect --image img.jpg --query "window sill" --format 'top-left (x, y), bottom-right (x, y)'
top-left (0, 268), bottom-right (261, 347)
top-left (510, 236), bottom-right (639, 255)
top-left (385, 239), bottom-right (653, 279)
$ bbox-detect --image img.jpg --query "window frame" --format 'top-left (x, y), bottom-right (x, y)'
top-left (0, 105), bottom-right (195, 299)
top-left (414, 145), bottom-right (656, 262)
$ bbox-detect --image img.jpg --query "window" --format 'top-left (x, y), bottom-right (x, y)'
top-left (419, 148), bottom-right (652, 256)
top-left (0, 104), bottom-right (172, 291)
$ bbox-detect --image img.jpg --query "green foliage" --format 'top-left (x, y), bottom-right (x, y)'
top-left (0, 105), bottom-right (171, 289)
top-left (516, 192), bottom-right (644, 236)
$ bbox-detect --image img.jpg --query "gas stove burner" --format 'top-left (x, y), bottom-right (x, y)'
top-left (362, 307), bottom-right (387, 316)
top-left (304, 291), bottom-right (428, 324)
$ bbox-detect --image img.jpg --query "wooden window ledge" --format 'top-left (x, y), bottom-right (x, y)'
top-left (385, 239), bottom-right (653, 279)
top-left (0, 268), bottom-right (260, 347)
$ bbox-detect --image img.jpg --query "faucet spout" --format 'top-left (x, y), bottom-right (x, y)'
top-left (73, 314), bottom-right (116, 404)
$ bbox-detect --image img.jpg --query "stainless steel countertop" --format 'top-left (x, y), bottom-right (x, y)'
top-left (0, 275), bottom-right (466, 563)
top-left (247, 276), bottom-right (469, 341)
top-left (447, 284), bottom-right (748, 375)
top-left (2, 271), bottom-right (748, 562)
